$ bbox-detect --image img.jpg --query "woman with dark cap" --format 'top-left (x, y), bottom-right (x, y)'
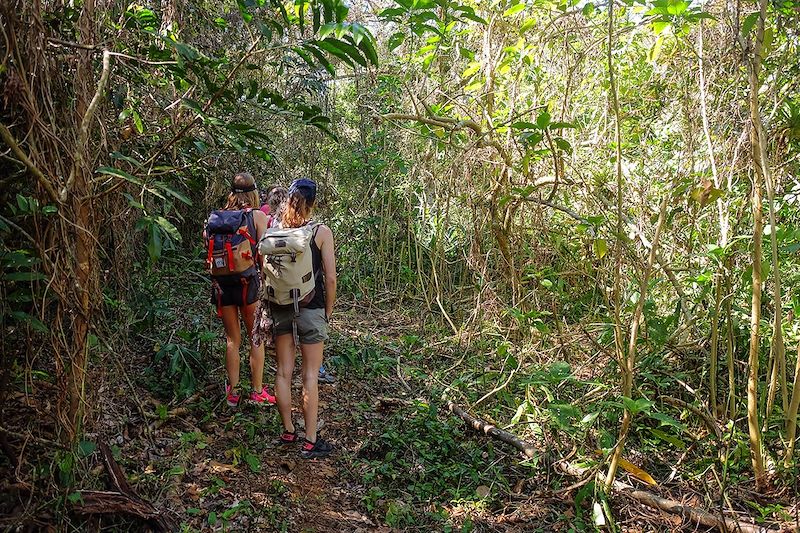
top-left (272, 178), bottom-right (337, 458)
top-left (207, 172), bottom-right (276, 408)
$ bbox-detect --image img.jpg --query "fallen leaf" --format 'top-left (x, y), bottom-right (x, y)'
top-left (618, 457), bottom-right (657, 486)
top-left (209, 460), bottom-right (237, 473)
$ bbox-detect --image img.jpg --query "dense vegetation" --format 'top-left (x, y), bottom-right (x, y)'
top-left (2, 0), bottom-right (800, 530)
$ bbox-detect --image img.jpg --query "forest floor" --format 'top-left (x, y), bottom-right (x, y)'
top-left (92, 307), bottom-right (580, 532)
top-left (3, 262), bottom-right (799, 531)
top-left (83, 302), bottom-right (797, 533)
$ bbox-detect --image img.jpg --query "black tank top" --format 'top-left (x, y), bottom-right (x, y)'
top-left (306, 226), bottom-right (325, 309)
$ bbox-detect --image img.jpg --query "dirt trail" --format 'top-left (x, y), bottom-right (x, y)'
top-left (133, 371), bottom-right (385, 532)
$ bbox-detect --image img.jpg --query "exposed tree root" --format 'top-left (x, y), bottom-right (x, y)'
top-left (447, 401), bottom-right (776, 533)
top-left (72, 443), bottom-right (174, 531)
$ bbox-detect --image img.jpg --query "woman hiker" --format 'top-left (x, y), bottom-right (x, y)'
top-left (272, 178), bottom-right (337, 458)
top-left (206, 172), bottom-right (276, 407)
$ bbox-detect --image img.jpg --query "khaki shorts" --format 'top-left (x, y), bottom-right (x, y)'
top-left (270, 305), bottom-right (328, 344)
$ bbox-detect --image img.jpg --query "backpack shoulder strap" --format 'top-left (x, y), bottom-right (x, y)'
top-left (243, 209), bottom-right (259, 264)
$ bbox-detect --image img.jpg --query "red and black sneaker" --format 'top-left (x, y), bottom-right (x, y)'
top-left (300, 437), bottom-right (333, 459)
top-left (279, 430), bottom-right (299, 445)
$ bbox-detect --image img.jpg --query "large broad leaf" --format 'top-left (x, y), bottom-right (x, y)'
top-left (314, 39), bottom-right (355, 67)
top-left (304, 44), bottom-right (336, 75)
top-left (357, 35), bottom-right (379, 65)
top-left (327, 37), bottom-right (368, 67)
top-left (96, 166), bottom-right (145, 187)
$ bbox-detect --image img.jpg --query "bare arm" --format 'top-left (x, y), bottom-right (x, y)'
top-left (316, 225), bottom-right (337, 320)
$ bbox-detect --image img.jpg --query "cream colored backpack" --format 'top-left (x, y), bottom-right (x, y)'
top-left (258, 222), bottom-right (321, 308)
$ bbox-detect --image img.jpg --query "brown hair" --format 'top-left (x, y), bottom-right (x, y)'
top-left (281, 192), bottom-right (313, 228)
top-left (224, 172), bottom-right (259, 210)
top-left (267, 186), bottom-right (288, 213)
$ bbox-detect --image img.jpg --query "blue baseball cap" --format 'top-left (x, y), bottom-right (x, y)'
top-left (288, 178), bottom-right (317, 202)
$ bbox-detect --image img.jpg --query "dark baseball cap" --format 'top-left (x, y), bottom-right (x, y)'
top-left (288, 178), bottom-right (316, 202)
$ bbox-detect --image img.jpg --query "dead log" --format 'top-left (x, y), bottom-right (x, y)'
top-left (447, 400), bottom-right (776, 533)
top-left (71, 443), bottom-right (173, 531)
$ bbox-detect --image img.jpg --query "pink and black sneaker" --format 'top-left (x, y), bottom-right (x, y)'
top-left (300, 437), bottom-right (333, 459)
top-left (249, 386), bottom-right (276, 406)
top-left (225, 384), bottom-right (241, 407)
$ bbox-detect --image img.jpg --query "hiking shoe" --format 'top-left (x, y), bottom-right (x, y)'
top-left (279, 430), bottom-right (299, 445)
top-left (249, 386), bottom-right (276, 406)
top-left (318, 365), bottom-right (336, 384)
top-left (300, 437), bottom-right (333, 459)
top-left (225, 384), bottom-right (241, 407)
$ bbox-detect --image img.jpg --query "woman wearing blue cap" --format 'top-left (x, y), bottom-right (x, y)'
top-left (272, 178), bottom-right (337, 458)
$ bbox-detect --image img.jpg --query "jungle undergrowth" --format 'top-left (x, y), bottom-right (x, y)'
top-left (20, 251), bottom-right (795, 531)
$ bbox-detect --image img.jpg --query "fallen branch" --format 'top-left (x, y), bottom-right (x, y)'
top-left (447, 401), bottom-right (536, 458)
top-left (447, 401), bottom-right (774, 532)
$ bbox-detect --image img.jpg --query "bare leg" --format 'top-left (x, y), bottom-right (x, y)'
top-left (220, 306), bottom-right (242, 389)
top-left (300, 341), bottom-right (324, 442)
top-left (274, 333), bottom-right (296, 433)
top-left (241, 302), bottom-right (264, 392)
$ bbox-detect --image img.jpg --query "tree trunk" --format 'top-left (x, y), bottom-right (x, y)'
top-left (745, 0), bottom-right (769, 489)
top-left (783, 345), bottom-right (800, 465)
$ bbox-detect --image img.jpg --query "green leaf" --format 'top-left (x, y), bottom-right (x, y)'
top-left (350, 22), bottom-right (367, 45)
top-left (648, 35), bottom-right (664, 62)
top-left (622, 396), bottom-right (653, 416)
top-left (462, 61), bottom-right (481, 78)
top-left (327, 38), bottom-right (367, 67)
top-left (503, 3), bottom-right (525, 17)
top-left (652, 20), bottom-right (670, 34)
top-left (536, 110), bottom-right (551, 129)
top-left (305, 44), bottom-right (336, 75)
top-left (16, 194), bottom-right (29, 212)
top-left (314, 40), bottom-right (354, 67)
top-left (357, 35), bottom-right (379, 65)
top-left (318, 22), bottom-right (337, 39)
top-left (110, 151), bottom-right (144, 169)
top-left (649, 428), bottom-right (686, 449)
top-left (388, 32), bottom-right (406, 51)
top-left (244, 453), bottom-right (261, 473)
top-left (153, 181), bottom-right (192, 205)
top-left (96, 166), bottom-right (144, 186)
top-left (741, 12), bottom-right (759, 36)
top-left (132, 110), bottom-right (144, 134)
top-left (155, 216), bottom-right (181, 241)
top-left (554, 137), bottom-right (572, 154)
top-left (460, 12), bottom-right (488, 24)
top-left (77, 440), bottom-right (96, 458)
top-left (592, 238), bottom-right (608, 259)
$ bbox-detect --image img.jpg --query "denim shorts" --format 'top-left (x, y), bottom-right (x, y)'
top-left (270, 305), bottom-right (328, 344)
top-left (211, 268), bottom-right (260, 308)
